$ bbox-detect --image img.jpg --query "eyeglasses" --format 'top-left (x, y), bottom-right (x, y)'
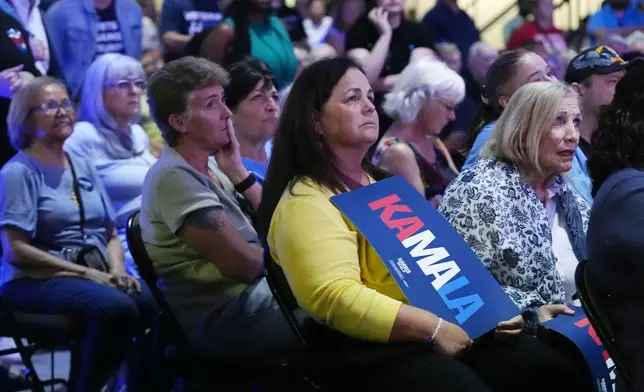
top-left (29, 100), bottom-right (75, 117)
top-left (104, 79), bottom-right (147, 91)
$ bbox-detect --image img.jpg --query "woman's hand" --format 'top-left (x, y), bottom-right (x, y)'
top-left (494, 315), bottom-right (524, 343)
top-left (82, 268), bottom-right (116, 287)
top-left (431, 320), bottom-right (473, 357)
top-left (0, 65), bottom-right (24, 98)
top-left (213, 119), bottom-right (248, 184)
top-left (538, 304), bottom-right (575, 323)
top-left (111, 271), bottom-right (142, 294)
top-left (429, 195), bottom-right (443, 208)
top-left (368, 7), bottom-right (392, 37)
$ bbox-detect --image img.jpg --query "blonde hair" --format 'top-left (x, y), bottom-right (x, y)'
top-left (482, 81), bottom-right (578, 174)
top-left (7, 76), bottom-right (68, 151)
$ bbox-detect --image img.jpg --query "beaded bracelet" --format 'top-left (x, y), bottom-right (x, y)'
top-left (429, 317), bottom-right (443, 343)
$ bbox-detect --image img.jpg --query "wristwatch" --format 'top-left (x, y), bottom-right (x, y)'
top-left (234, 173), bottom-right (257, 193)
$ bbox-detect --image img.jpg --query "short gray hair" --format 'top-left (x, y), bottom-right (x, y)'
top-left (147, 56), bottom-right (229, 147)
top-left (78, 53), bottom-right (145, 131)
top-left (482, 81), bottom-right (578, 174)
top-left (7, 76), bottom-right (68, 150)
top-left (382, 57), bottom-right (465, 124)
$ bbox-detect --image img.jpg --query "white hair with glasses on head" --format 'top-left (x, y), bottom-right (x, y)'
top-left (382, 58), bottom-right (465, 125)
top-left (77, 53), bottom-right (147, 159)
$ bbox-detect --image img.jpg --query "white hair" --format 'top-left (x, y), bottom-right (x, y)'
top-left (78, 53), bottom-right (145, 128)
top-left (467, 41), bottom-right (498, 73)
top-left (78, 53), bottom-right (145, 158)
top-left (301, 43), bottom-right (338, 68)
top-left (627, 30), bottom-right (644, 47)
top-left (382, 58), bottom-right (465, 124)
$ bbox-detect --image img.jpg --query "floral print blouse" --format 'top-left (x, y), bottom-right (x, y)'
top-left (438, 157), bottom-right (591, 333)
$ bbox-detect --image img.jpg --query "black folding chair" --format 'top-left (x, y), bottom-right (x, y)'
top-left (263, 250), bottom-right (307, 350)
top-left (126, 212), bottom-right (306, 391)
top-left (0, 302), bottom-right (79, 392)
top-left (575, 259), bottom-right (633, 391)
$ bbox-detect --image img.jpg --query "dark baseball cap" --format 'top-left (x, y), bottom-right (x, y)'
top-left (564, 46), bottom-right (634, 84)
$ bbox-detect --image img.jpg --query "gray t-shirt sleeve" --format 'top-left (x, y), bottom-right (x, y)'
top-left (154, 166), bottom-right (223, 234)
top-left (0, 163), bottom-right (38, 237)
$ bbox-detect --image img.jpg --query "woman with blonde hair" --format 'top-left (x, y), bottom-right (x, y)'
top-left (373, 57), bottom-right (463, 205)
top-left (440, 81), bottom-right (590, 336)
top-left (64, 54), bottom-right (157, 279)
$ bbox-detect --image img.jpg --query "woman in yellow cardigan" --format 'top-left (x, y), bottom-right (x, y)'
top-left (258, 57), bottom-right (594, 391)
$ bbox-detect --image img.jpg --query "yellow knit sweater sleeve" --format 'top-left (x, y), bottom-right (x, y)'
top-left (268, 181), bottom-right (402, 342)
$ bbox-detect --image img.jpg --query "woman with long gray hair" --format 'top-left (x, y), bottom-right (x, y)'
top-left (64, 53), bottom-right (157, 278)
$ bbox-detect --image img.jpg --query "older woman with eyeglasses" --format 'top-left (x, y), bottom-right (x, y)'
top-left (65, 54), bottom-right (157, 280)
top-left (373, 58), bottom-right (463, 207)
top-left (0, 76), bottom-right (158, 392)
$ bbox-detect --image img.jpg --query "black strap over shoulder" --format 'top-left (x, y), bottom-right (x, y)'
top-left (65, 153), bottom-right (86, 241)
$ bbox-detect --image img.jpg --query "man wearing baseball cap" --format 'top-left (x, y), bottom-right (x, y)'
top-left (563, 46), bottom-right (632, 203)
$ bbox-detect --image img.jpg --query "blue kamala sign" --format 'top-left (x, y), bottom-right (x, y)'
top-left (331, 176), bottom-right (519, 339)
top-left (544, 306), bottom-right (614, 392)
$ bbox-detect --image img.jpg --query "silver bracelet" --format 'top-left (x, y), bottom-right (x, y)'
top-left (429, 317), bottom-right (443, 343)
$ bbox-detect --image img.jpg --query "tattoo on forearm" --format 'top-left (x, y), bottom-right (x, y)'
top-left (185, 207), bottom-right (225, 230)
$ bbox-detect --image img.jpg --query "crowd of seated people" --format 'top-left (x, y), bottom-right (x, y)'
top-left (2, 0), bottom-right (644, 389)
top-left (260, 56), bottom-right (593, 392)
top-left (0, 76), bottom-right (157, 391)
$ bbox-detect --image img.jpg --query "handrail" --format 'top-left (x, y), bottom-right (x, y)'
top-left (479, 0), bottom-right (571, 34)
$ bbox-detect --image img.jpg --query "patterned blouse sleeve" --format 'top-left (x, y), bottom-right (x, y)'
top-left (573, 191), bottom-right (591, 232)
top-left (440, 172), bottom-right (546, 334)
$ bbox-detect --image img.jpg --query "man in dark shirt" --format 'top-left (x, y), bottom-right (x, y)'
top-left (95, 0), bottom-right (125, 56)
top-left (345, 0), bottom-right (435, 139)
top-left (159, 0), bottom-right (222, 61)
top-left (422, 0), bottom-right (479, 66)
top-left (0, 10), bottom-right (51, 167)
top-left (565, 46), bottom-right (631, 158)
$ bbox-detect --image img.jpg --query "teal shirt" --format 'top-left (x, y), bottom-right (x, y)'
top-left (226, 15), bottom-right (297, 89)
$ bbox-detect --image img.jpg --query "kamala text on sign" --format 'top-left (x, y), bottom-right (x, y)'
top-left (544, 307), bottom-right (614, 392)
top-left (369, 194), bottom-right (484, 324)
top-left (331, 176), bottom-right (519, 338)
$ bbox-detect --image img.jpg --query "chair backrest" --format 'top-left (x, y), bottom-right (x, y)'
top-left (125, 212), bottom-right (192, 348)
top-left (575, 259), bottom-right (633, 388)
top-left (263, 250), bottom-right (307, 349)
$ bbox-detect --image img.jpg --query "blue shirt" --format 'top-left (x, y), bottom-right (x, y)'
top-left (587, 4), bottom-right (644, 45)
top-left (45, 0), bottom-right (142, 98)
top-left (241, 158), bottom-right (268, 184)
top-left (159, 0), bottom-right (222, 38)
top-left (462, 122), bottom-right (495, 170)
top-left (0, 151), bottom-right (116, 284)
top-left (463, 121), bottom-right (593, 205)
top-left (65, 122), bottom-right (156, 277)
top-left (422, 0), bottom-right (480, 62)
